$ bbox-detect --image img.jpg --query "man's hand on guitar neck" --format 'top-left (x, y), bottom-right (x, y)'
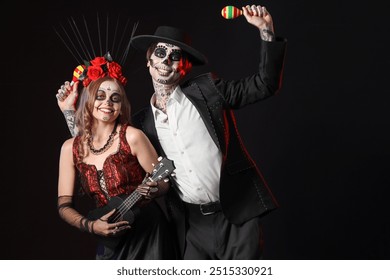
top-left (92, 209), bottom-right (131, 237)
top-left (136, 181), bottom-right (160, 200)
top-left (136, 172), bottom-right (170, 200)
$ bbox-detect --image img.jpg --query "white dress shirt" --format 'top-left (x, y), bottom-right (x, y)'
top-left (151, 86), bottom-right (222, 203)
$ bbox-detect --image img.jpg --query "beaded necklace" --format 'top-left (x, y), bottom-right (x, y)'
top-left (88, 121), bottom-right (118, 155)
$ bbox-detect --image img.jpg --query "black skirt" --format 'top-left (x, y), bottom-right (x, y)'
top-left (95, 200), bottom-right (179, 260)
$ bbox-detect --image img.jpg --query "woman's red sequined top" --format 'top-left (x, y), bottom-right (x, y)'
top-left (72, 123), bottom-right (145, 208)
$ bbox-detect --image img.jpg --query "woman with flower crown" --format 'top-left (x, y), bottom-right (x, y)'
top-left (57, 54), bottom-right (179, 259)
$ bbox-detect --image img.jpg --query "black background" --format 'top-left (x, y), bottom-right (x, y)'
top-left (2, 0), bottom-right (389, 260)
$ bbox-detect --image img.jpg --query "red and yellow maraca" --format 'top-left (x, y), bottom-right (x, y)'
top-left (70, 64), bottom-right (86, 86)
top-left (221, 6), bottom-right (243, 19)
top-left (72, 65), bottom-right (85, 80)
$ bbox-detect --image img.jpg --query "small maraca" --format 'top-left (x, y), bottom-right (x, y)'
top-left (221, 6), bottom-right (243, 20)
top-left (70, 65), bottom-right (86, 86)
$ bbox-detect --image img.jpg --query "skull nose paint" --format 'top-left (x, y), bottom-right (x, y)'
top-left (162, 58), bottom-right (170, 65)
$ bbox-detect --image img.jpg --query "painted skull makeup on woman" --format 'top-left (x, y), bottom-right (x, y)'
top-left (148, 42), bottom-right (184, 85)
top-left (93, 80), bottom-right (122, 122)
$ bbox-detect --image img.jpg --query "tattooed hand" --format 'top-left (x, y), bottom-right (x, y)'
top-left (57, 80), bottom-right (79, 112)
top-left (56, 80), bottom-right (79, 137)
top-left (242, 5), bottom-right (275, 42)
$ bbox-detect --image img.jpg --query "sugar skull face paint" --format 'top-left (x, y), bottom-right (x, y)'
top-left (93, 80), bottom-right (122, 122)
top-left (148, 42), bottom-right (183, 85)
top-left (154, 45), bottom-right (182, 62)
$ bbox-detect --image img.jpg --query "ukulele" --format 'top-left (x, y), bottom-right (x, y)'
top-left (87, 156), bottom-right (175, 249)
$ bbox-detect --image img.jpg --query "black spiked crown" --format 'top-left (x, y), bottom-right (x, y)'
top-left (54, 14), bottom-right (138, 86)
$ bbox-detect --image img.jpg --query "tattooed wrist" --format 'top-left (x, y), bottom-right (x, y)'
top-left (63, 110), bottom-right (77, 137)
top-left (260, 29), bottom-right (275, 42)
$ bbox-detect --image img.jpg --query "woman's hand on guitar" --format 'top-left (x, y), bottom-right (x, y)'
top-left (92, 209), bottom-right (131, 237)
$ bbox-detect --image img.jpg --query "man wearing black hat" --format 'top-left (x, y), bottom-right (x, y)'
top-left (130, 4), bottom-right (287, 259)
top-left (57, 4), bottom-right (287, 259)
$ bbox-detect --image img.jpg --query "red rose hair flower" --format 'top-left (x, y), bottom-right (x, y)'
top-left (75, 52), bottom-right (127, 87)
top-left (90, 56), bottom-right (107, 66)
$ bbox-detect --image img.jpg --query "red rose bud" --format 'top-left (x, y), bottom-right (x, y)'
top-left (107, 62), bottom-right (123, 79)
top-left (90, 56), bottom-right (107, 66)
top-left (87, 65), bottom-right (105, 81)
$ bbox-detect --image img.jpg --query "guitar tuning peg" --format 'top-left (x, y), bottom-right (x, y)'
top-left (158, 156), bottom-right (163, 161)
top-left (163, 178), bottom-right (169, 182)
top-left (171, 172), bottom-right (176, 177)
top-left (152, 163), bottom-right (155, 167)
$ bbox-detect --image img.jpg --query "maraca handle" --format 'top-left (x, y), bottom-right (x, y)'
top-left (221, 5), bottom-right (243, 19)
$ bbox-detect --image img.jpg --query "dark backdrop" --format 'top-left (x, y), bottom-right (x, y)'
top-left (2, 0), bottom-right (389, 259)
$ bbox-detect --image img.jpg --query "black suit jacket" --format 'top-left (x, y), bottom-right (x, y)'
top-left (132, 38), bottom-right (287, 254)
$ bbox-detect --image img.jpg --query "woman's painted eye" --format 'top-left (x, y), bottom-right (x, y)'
top-left (96, 92), bottom-right (106, 100)
top-left (110, 93), bottom-right (122, 103)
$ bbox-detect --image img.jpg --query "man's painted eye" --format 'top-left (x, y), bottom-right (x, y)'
top-left (154, 47), bottom-right (166, 58)
top-left (170, 51), bottom-right (182, 61)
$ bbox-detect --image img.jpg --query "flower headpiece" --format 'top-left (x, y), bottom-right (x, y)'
top-left (54, 14), bottom-right (137, 88)
top-left (74, 52), bottom-right (127, 87)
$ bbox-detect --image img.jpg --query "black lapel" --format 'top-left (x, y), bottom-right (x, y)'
top-left (182, 82), bottom-right (225, 153)
top-left (140, 107), bottom-right (166, 157)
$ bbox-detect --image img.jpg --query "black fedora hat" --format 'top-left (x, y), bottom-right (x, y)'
top-left (131, 26), bottom-right (207, 65)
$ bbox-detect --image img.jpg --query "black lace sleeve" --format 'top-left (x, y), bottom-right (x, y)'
top-left (57, 195), bottom-right (94, 233)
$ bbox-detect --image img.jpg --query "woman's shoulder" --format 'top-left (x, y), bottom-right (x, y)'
top-left (124, 125), bottom-right (147, 146)
top-left (61, 137), bottom-right (76, 153)
top-left (125, 125), bottom-right (145, 138)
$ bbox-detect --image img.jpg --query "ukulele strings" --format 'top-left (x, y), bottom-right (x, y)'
top-left (111, 166), bottom-right (162, 222)
top-left (110, 192), bottom-right (142, 222)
